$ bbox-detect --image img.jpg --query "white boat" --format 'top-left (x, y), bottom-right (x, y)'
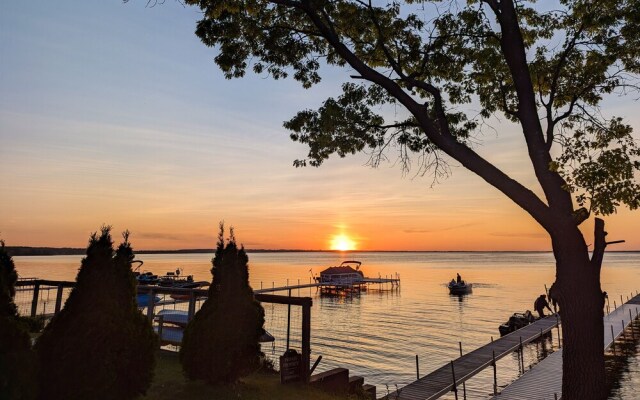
top-left (154, 309), bottom-right (275, 343)
top-left (315, 261), bottom-right (364, 284)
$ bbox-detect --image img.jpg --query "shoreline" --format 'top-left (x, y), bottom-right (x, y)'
top-left (6, 246), bottom-right (640, 256)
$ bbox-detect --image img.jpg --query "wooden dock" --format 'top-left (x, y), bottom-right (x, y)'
top-left (492, 293), bottom-right (640, 400)
top-left (253, 276), bottom-right (400, 294)
top-left (387, 315), bottom-right (560, 400)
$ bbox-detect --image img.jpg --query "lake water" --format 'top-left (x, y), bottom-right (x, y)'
top-left (13, 251), bottom-right (640, 399)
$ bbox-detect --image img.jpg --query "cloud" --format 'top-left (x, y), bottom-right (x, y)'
top-left (490, 232), bottom-right (547, 239)
top-left (404, 223), bottom-right (479, 234)
top-left (137, 232), bottom-right (183, 241)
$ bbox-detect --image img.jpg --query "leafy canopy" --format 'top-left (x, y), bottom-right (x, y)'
top-left (183, 0), bottom-right (640, 217)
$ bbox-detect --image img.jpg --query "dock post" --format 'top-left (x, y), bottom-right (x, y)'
top-left (147, 288), bottom-right (155, 320)
top-left (30, 282), bottom-right (40, 318)
top-left (614, 300), bottom-right (617, 310)
top-left (621, 295), bottom-right (624, 306)
top-left (450, 361), bottom-right (458, 400)
top-left (301, 299), bottom-right (311, 383)
top-left (630, 310), bottom-right (635, 340)
top-left (611, 325), bottom-right (616, 356)
top-left (554, 393), bottom-right (558, 400)
top-left (459, 342), bottom-right (467, 400)
top-left (416, 354), bottom-right (419, 380)
top-left (492, 350), bottom-right (497, 396)
top-left (519, 336), bottom-right (525, 373)
top-left (556, 314), bottom-right (561, 348)
top-left (157, 315), bottom-right (164, 347)
top-left (286, 289), bottom-right (292, 350)
top-left (187, 290), bottom-right (196, 322)
top-left (622, 320), bottom-right (626, 340)
top-left (54, 284), bottom-right (64, 314)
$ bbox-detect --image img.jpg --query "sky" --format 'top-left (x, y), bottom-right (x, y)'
top-left (1, 1), bottom-right (639, 251)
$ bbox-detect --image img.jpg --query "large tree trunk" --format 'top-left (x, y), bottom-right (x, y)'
top-left (552, 225), bottom-right (607, 400)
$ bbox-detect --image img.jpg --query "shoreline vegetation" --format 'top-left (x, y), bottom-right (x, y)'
top-left (143, 351), bottom-right (348, 400)
top-left (6, 246), bottom-right (640, 257)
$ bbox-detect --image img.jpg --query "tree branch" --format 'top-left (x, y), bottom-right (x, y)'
top-left (280, 0), bottom-right (558, 231)
top-left (590, 217), bottom-right (607, 274)
top-left (493, 0), bottom-right (574, 215)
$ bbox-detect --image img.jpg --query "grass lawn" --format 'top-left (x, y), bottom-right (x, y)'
top-left (141, 351), bottom-right (356, 400)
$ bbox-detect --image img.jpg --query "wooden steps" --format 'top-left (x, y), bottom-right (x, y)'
top-left (309, 368), bottom-right (374, 397)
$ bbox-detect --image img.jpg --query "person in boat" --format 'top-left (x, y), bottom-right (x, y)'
top-left (534, 294), bottom-right (553, 318)
top-left (449, 278), bottom-right (456, 286)
top-left (456, 273), bottom-right (462, 284)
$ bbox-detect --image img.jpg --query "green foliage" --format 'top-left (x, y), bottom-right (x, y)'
top-left (35, 227), bottom-right (157, 400)
top-left (0, 318), bottom-right (38, 400)
top-left (15, 316), bottom-right (46, 334)
top-left (555, 117), bottom-right (640, 215)
top-left (180, 223), bottom-right (265, 384)
top-left (184, 0), bottom-right (640, 215)
top-left (0, 241), bottom-right (38, 400)
top-left (0, 241), bottom-right (18, 318)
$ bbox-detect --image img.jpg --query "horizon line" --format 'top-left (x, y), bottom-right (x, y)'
top-left (6, 246), bottom-right (640, 255)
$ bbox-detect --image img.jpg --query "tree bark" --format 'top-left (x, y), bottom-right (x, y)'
top-left (552, 222), bottom-right (607, 400)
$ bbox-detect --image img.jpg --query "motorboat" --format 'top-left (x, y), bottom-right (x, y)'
top-left (136, 271), bottom-right (159, 285)
top-left (154, 309), bottom-right (275, 343)
top-left (315, 261), bottom-right (364, 284)
top-left (158, 269), bottom-right (209, 289)
top-left (448, 281), bottom-right (472, 295)
top-left (498, 310), bottom-right (535, 336)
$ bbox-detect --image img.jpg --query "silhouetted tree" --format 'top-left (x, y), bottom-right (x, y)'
top-left (167, 1), bottom-right (640, 398)
top-left (35, 227), bottom-right (156, 400)
top-left (0, 240), bottom-right (38, 400)
top-left (180, 224), bottom-right (265, 384)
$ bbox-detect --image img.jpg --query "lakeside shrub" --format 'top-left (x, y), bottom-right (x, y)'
top-left (0, 241), bottom-right (38, 400)
top-left (180, 224), bottom-right (265, 384)
top-left (35, 227), bottom-right (157, 400)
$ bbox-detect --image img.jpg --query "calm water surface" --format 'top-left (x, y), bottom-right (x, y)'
top-left (14, 251), bottom-right (640, 399)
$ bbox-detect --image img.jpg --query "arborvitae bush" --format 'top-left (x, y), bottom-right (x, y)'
top-left (180, 224), bottom-right (265, 384)
top-left (0, 240), bottom-right (38, 400)
top-left (35, 227), bottom-right (157, 400)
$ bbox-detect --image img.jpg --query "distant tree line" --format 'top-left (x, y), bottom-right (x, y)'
top-left (6, 246), bottom-right (330, 257)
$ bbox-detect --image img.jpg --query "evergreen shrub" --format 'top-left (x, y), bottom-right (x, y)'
top-left (180, 224), bottom-right (265, 384)
top-left (0, 241), bottom-right (38, 400)
top-left (35, 227), bottom-right (157, 400)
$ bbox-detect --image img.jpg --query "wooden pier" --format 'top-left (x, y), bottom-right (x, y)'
top-left (491, 293), bottom-right (640, 400)
top-left (253, 275), bottom-right (400, 294)
top-left (387, 315), bottom-right (560, 400)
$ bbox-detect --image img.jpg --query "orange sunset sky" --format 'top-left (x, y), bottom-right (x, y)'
top-left (1, 2), bottom-right (640, 251)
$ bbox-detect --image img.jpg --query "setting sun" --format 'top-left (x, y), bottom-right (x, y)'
top-left (330, 234), bottom-right (356, 251)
